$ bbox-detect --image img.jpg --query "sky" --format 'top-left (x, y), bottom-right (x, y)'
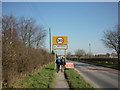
top-left (2, 2), bottom-right (118, 55)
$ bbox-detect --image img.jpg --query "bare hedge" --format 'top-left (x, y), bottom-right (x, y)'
top-left (2, 40), bottom-right (54, 87)
top-left (67, 57), bottom-right (118, 63)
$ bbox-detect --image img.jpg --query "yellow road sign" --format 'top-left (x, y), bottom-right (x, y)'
top-left (52, 36), bottom-right (68, 45)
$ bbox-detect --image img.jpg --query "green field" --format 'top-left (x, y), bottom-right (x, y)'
top-left (64, 68), bottom-right (93, 89)
top-left (11, 62), bottom-right (55, 88)
top-left (79, 60), bottom-right (118, 69)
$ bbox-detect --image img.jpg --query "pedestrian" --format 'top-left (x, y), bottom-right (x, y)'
top-left (56, 57), bottom-right (61, 73)
top-left (61, 57), bottom-right (66, 72)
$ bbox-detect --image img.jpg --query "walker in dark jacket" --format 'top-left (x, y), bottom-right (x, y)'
top-left (61, 57), bottom-right (66, 72)
top-left (56, 57), bottom-right (61, 73)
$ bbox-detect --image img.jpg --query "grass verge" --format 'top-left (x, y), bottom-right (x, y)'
top-left (11, 62), bottom-right (55, 88)
top-left (64, 68), bottom-right (93, 89)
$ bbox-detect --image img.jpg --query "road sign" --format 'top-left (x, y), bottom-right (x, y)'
top-left (52, 36), bottom-right (68, 45)
top-left (56, 37), bottom-right (64, 44)
top-left (65, 63), bottom-right (74, 68)
top-left (52, 36), bottom-right (68, 50)
top-left (52, 45), bottom-right (68, 50)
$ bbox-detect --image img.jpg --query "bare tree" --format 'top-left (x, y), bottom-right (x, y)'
top-left (18, 17), bottom-right (46, 48)
top-left (85, 52), bottom-right (93, 57)
top-left (18, 17), bottom-right (37, 46)
top-left (33, 26), bottom-right (46, 48)
top-left (18, 17), bottom-right (28, 45)
top-left (75, 49), bottom-right (86, 58)
top-left (2, 15), bottom-right (46, 48)
top-left (67, 52), bottom-right (72, 58)
top-left (101, 25), bottom-right (120, 63)
top-left (2, 15), bottom-right (18, 41)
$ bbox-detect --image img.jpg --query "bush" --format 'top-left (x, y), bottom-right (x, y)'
top-left (2, 40), bottom-right (54, 87)
top-left (2, 15), bottom-right (55, 87)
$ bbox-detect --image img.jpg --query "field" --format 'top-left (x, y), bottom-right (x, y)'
top-left (79, 60), bottom-right (119, 70)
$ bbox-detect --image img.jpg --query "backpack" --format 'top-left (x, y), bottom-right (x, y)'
top-left (56, 58), bottom-right (61, 63)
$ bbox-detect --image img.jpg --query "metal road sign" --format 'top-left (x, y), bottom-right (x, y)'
top-left (52, 36), bottom-right (68, 45)
top-left (56, 37), bottom-right (64, 44)
top-left (52, 36), bottom-right (68, 50)
top-left (52, 45), bottom-right (68, 50)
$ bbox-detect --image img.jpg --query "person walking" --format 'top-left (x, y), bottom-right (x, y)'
top-left (61, 57), bottom-right (66, 72)
top-left (56, 57), bottom-right (61, 73)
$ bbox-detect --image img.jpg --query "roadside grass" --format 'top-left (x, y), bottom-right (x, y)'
top-left (11, 62), bottom-right (55, 88)
top-left (64, 68), bottom-right (93, 89)
top-left (79, 60), bottom-right (118, 69)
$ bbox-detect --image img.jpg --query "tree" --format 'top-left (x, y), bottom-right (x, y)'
top-left (18, 17), bottom-right (46, 48)
top-left (67, 52), bottom-right (72, 58)
top-left (75, 49), bottom-right (86, 58)
top-left (2, 15), bottom-right (46, 49)
top-left (111, 52), bottom-right (117, 58)
top-left (33, 26), bottom-right (46, 48)
top-left (101, 25), bottom-right (120, 63)
top-left (106, 53), bottom-right (110, 57)
top-left (2, 15), bottom-right (19, 41)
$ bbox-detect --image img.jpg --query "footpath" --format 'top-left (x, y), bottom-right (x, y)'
top-left (54, 70), bottom-right (69, 89)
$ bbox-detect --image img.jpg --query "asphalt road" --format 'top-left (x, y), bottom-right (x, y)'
top-left (67, 60), bottom-right (119, 89)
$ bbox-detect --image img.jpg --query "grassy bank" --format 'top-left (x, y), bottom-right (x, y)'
top-left (64, 68), bottom-right (93, 89)
top-left (10, 62), bottom-right (55, 88)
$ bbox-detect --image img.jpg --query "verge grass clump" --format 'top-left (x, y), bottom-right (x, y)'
top-left (64, 68), bottom-right (93, 89)
top-left (11, 62), bottom-right (55, 88)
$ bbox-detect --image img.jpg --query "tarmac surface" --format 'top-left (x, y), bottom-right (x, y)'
top-left (68, 60), bottom-right (119, 88)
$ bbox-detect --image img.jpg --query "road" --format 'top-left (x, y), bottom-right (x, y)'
top-left (67, 60), bottom-right (119, 89)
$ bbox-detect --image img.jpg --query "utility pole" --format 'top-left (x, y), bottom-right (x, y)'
top-left (65, 49), bottom-right (67, 61)
top-left (118, 25), bottom-right (120, 63)
top-left (89, 43), bottom-right (91, 57)
top-left (49, 28), bottom-right (51, 53)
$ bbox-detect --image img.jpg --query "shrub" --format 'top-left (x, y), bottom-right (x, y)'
top-left (2, 40), bottom-right (54, 87)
